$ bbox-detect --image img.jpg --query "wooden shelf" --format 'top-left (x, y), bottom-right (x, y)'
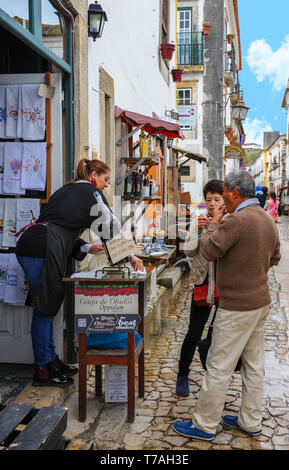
top-left (122, 195), bottom-right (161, 202)
top-left (121, 156), bottom-right (160, 166)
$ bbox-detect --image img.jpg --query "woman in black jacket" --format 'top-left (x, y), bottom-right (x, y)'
top-left (16, 158), bottom-right (143, 387)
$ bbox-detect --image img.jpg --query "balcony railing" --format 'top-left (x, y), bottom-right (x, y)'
top-left (224, 41), bottom-right (235, 74)
top-left (177, 32), bottom-right (203, 66)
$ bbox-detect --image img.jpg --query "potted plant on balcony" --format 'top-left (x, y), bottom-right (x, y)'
top-left (225, 125), bottom-right (234, 142)
top-left (227, 33), bottom-right (235, 44)
top-left (160, 43), bottom-right (175, 61)
top-left (171, 68), bottom-right (184, 82)
top-left (203, 23), bottom-right (212, 36)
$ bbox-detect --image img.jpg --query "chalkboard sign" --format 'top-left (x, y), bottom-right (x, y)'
top-left (74, 283), bottom-right (140, 334)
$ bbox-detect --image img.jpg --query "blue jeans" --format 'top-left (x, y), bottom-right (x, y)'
top-left (17, 256), bottom-right (56, 366)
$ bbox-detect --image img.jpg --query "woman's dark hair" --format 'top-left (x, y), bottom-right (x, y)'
top-left (74, 158), bottom-right (110, 182)
top-left (262, 186), bottom-right (268, 194)
top-left (203, 179), bottom-right (224, 199)
top-left (270, 191), bottom-right (277, 203)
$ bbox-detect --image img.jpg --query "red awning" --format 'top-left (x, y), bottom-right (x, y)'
top-left (115, 106), bottom-right (185, 140)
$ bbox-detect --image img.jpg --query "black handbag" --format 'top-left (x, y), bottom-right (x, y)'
top-left (197, 315), bottom-right (242, 372)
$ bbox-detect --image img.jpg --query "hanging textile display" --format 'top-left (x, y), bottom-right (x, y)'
top-left (21, 84), bottom-right (46, 141)
top-left (6, 85), bottom-right (20, 139)
top-left (0, 85), bottom-right (6, 139)
top-left (0, 142), bottom-right (4, 194)
top-left (2, 198), bottom-right (17, 248)
top-left (0, 253), bottom-right (9, 300)
top-left (21, 142), bottom-right (47, 191)
top-left (0, 198), bottom-right (5, 248)
top-left (16, 198), bottom-right (40, 236)
top-left (15, 261), bottom-right (27, 305)
top-left (3, 142), bottom-right (25, 195)
top-left (3, 253), bottom-right (26, 305)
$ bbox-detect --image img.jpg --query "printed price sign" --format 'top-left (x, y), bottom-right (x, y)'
top-left (74, 283), bottom-right (140, 333)
top-left (105, 230), bottom-right (136, 265)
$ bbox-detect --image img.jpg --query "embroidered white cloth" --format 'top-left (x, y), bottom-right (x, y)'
top-left (0, 142), bottom-right (4, 194)
top-left (0, 253), bottom-right (9, 300)
top-left (21, 84), bottom-right (46, 141)
top-left (16, 261), bottom-right (27, 305)
top-left (16, 198), bottom-right (40, 236)
top-left (17, 85), bottom-right (23, 138)
top-left (3, 142), bottom-right (25, 195)
top-left (21, 142), bottom-right (47, 190)
top-left (6, 85), bottom-right (20, 138)
top-left (0, 85), bottom-right (7, 138)
top-left (3, 253), bottom-right (26, 305)
top-left (0, 198), bottom-right (5, 248)
top-left (2, 198), bottom-right (17, 248)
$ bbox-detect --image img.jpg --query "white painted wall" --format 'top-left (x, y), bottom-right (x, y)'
top-left (88, 0), bottom-right (177, 158)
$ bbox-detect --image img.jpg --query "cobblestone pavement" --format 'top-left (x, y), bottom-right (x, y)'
top-left (115, 217), bottom-right (289, 451)
top-left (64, 217), bottom-right (289, 451)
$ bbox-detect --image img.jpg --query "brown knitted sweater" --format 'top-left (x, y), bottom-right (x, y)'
top-left (201, 205), bottom-right (281, 311)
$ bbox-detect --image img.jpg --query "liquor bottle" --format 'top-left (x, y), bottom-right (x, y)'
top-left (131, 169), bottom-right (137, 195)
top-left (149, 176), bottom-right (154, 197)
top-left (124, 169), bottom-right (133, 196)
top-left (140, 131), bottom-right (148, 158)
top-left (134, 169), bottom-right (143, 197)
top-left (142, 172), bottom-right (150, 197)
top-left (147, 136), bottom-right (152, 158)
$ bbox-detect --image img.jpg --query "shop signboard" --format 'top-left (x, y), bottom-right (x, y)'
top-left (178, 105), bottom-right (197, 127)
top-left (74, 283), bottom-right (140, 333)
top-left (225, 144), bottom-right (243, 159)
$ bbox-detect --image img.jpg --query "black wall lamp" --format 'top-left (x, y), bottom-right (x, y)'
top-left (167, 138), bottom-right (174, 149)
top-left (88, 1), bottom-right (108, 41)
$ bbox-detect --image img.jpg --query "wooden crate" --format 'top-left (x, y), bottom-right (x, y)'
top-left (0, 403), bottom-right (68, 450)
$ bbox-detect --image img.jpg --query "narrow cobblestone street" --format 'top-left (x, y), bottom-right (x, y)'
top-left (93, 217), bottom-right (289, 451)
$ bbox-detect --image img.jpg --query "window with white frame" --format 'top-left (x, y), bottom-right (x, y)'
top-left (177, 87), bottom-right (197, 131)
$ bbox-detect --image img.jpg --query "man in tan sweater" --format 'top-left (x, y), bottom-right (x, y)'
top-left (173, 170), bottom-right (281, 441)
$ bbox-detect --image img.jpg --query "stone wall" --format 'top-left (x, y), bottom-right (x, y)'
top-left (203, 0), bottom-right (224, 179)
top-left (64, 0), bottom-right (89, 165)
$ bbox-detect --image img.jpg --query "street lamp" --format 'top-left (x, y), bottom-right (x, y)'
top-left (167, 138), bottom-right (174, 149)
top-left (88, 2), bottom-right (108, 41)
top-left (232, 96), bottom-right (250, 121)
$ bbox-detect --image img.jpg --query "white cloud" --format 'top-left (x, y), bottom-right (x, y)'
top-left (243, 118), bottom-right (273, 146)
top-left (246, 36), bottom-right (289, 91)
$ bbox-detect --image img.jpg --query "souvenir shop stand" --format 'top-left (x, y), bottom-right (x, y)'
top-left (63, 234), bottom-right (154, 423)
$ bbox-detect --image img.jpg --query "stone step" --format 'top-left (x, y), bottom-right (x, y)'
top-left (157, 267), bottom-right (182, 289)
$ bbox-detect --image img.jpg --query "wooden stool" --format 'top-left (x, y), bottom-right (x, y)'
top-left (78, 332), bottom-right (144, 422)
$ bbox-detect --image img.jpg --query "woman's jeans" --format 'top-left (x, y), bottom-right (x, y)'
top-left (17, 256), bottom-right (56, 366)
top-left (178, 291), bottom-right (213, 376)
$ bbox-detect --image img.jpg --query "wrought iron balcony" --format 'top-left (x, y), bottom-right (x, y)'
top-left (177, 32), bottom-right (203, 66)
top-left (224, 42), bottom-right (236, 87)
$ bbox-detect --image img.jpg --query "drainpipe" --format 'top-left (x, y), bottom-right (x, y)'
top-left (264, 149), bottom-right (268, 187)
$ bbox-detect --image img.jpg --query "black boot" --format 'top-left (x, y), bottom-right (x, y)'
top-left (51, 355), bottom-right (78, 376)
top-left (33, 363), bottom-right (74, 388)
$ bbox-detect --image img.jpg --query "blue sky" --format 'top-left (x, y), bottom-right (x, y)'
top-left (239, 0), bottom-right (289, 145)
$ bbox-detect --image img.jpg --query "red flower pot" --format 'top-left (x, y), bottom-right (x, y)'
top-left (160, 43), bottom-right (175, 61)
top-left (171, 68), bottom-right (183, 82)
top-left (203, 23), bottom-right (212, 36)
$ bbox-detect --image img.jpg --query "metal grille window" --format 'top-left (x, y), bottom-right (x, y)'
top-left (180, 166), bottom-right (190, 176)
top-left (177, 9), bottom-right (203, 66)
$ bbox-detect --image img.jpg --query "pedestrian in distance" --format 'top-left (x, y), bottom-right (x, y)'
top-left (16, 158), bottom-right (144, 388)
top-left (176, 179), bottom-right (224, 397)
top-left (267, 191), bottom-right (279, 223)
top-left (257, 186), bottom-right (268, 209)
top-left (173, 170), bottom-right (281, 441)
